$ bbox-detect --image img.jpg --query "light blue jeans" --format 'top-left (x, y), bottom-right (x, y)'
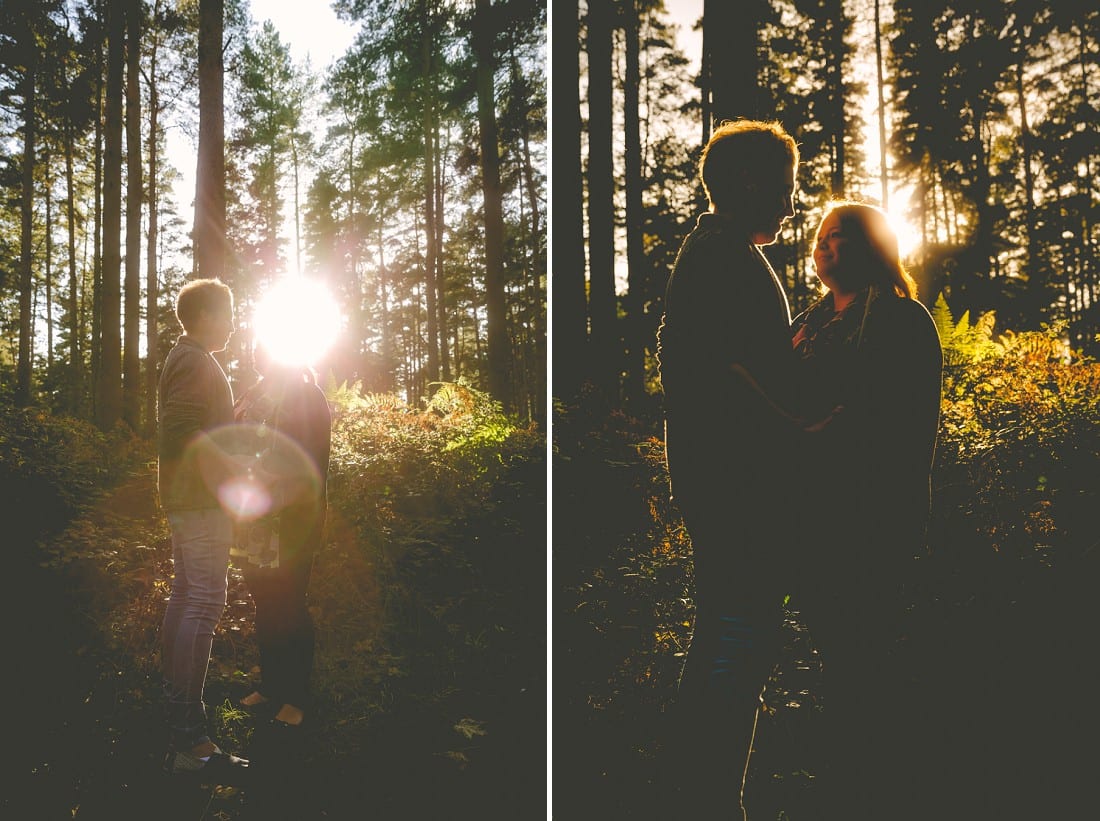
top-left (161, 507), bottom-right (233, 749)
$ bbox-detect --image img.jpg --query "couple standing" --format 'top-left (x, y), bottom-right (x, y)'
top-left (156, 278), bottom-right (331, 782)
top-left (658, 120), bottom-right (943, 819)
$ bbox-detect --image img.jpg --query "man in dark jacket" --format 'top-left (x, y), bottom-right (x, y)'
top-left (158, 277), bottom-right (250, 781)
top-left (656, 119), bottom-right (800, 819)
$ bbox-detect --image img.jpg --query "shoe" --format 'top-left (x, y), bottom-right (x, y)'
top-left (164, 745), bottom-right (252, 786)
top-left (238, 691), bottom-right (276, 717)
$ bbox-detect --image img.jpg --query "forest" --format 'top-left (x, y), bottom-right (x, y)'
top-left (554, 1), bottom-right (1100, 819)
top-left (3, 0), bottom-right (545, 818)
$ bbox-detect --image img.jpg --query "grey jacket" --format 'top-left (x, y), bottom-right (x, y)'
top-left (157, 335), bottom-right (235, 511)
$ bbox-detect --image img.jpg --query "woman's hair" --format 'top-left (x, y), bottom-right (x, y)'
top-left (818, 201), bottom-right (917, 299)
top-left (699, 119), bottom-right (799, 212)
top-left (176, 278), bottom-right (233, 331)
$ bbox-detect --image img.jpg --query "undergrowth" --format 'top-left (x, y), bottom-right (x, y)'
top-left (8, 381), bottom-right (545, 820)
top-left (556, 312), bottom-right (1100, 819)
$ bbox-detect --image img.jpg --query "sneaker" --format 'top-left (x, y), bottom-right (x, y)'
top-left (164, 745), bottom-right (252, 786)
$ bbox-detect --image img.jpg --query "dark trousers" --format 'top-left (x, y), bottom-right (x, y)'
top-left (793, 537), bottom-right (931, 821)
top-left (244, 545), bottom-right (317, 709)
top-left (661, 489), bottom-right (790, 820)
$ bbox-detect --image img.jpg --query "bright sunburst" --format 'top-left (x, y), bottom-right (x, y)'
top-left (252, 276), bottom-right (342, 366)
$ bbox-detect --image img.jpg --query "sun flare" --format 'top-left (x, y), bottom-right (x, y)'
top-left (252, 277), bottom-right (342, 366)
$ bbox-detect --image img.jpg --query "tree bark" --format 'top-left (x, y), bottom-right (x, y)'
top-left (874, 0), bottom-right (888, 210)
top-left (703, 0), bottom-right (763, 124)
top-left (475, 0), bottom-right (510, 411)
top-left (420, 0), bottom-right (440, 383)
top-left (551, 0), bottom-right (587, 402)
top-left (622, 0), bottom-right (645, 406)
top-left (145, 28), bottom-right (161, 436)
top-left (586, 0), bottom-right (617, 403)
top-left (124, 0), bottom-right (142, 429)
top-left (194, 0), bottom-right (225, 280)
top-left (16, 36), bottom-right (36, 407)
top-left (97, 0), bottom-right (124, 429)
top-left (66, 108), bottom-right (81, 413)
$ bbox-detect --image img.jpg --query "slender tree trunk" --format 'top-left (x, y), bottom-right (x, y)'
top-left (1014, 35), bottom-right (1041, 318)
top-left (435, 123), bottom-right (450, 382)
top-left (586, 0), bottom-right (617, 403)
top-left (98, 0), bottom-right (125, 429)
top-left (512, 48), bottom-right (545, 424)
top-left (420, 3), bottom-right (439, 383)
top-left (825, 4), bottom-right (845, 197)
top-left (92, 7), bottom-right (104, 418)
top-left (124, 0), bottom-right (142, 429)
top-left (146, 52), bottom-right (160, 436)
top-left (293, 139), bottom-right (302, 274)
top-left (376, 207), bottom-right (393, 391)
top-left (194, 0), bottom-right (225, 281)
top-left (17, 46), bottom-right (36, 407)
top-left (552, 0), bottom-right (587, 402)
top-left (1076, 22), bottom-right (1096, 348)
top-left (874, 0), bottom-right (888, 210)
top-left (623, 0), bottom-right (645, 406)
top-left (45, 161), bottom-right (54, 370)
top-left (66, 115), bottom-right (81, 413)
top-left (475, 0), bottom-right (510, 411)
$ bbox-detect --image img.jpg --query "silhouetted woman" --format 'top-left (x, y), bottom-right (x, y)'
top-left (791, 201), bottom-right (942, 819)
top-left (234, 342), bottom-right (331, 744)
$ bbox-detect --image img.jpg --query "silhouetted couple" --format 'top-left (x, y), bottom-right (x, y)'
top-left (657, 120), bottom-right (943, 820)
top-left (157, 278), bottom-right (330, 787)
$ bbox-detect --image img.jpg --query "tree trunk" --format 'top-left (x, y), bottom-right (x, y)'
top-left (1014, 34), bottom-right (1041, 319)
top-left (194, 0), bottom-right (225, 281)
top-left (622, 0), bottom-right (645, 406)
top-left (551, 0), bottom-right (587, 402)
top-left (586, 0), bottom-right (617, 403)
top-left (825, 5), bottom-right (845, 197)
top-left (874, 0), bottom-right (888, 210)
top-left (45, 160), bottom-right (54, 370)
top-left (703, 0), bottom-right (763, 124)
top-left (17, 43), bottom-right (36, 407)
top-left (146, 42), bottom-right (160, 436)
top-left (512, 46), bottom-right (545, 424)
top-left (92, 6), bottom-right (104, 419)
top-left (435, 122), bottom-right (450, 382)
top-left (420, 0), bottom-right (439, 383)
top-left (475, 0), bottom-right (510, 411)
top-left (124, 0), bottom-right (142, 430)
top-left (97, 0), bottom-right (124, 429)
top-left (66, 112), bottom-right (81, 413)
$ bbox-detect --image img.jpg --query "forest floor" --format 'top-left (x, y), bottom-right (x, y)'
top-left (552, 403), bottom-right (1100, 821)
top-left (8, 462), bottom-right (545, 820)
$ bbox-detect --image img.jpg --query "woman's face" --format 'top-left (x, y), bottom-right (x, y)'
top-left (813, 212), bottom-right (851, 293)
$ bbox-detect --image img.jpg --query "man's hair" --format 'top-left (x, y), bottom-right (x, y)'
top-left (699, 119), bottom-right (799, 212)
top-left (175, 278), bottom-right (233, 332)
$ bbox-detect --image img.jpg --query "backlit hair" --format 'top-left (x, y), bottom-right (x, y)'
top-left (699, 119), bottom-right (799, 212)
top-left (175, 278), bottom-right (233, 332)
top-left (819, 201), bottom-right (917, 299)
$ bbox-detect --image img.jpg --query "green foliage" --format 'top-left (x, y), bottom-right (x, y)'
top-left (934, 312), bottom-right (1100, 566)
top-left (0, 401), bottom-right (144, 547)
top-left (314, 380), bottom-right (545, 749)
top-left (933, 293), bottom-right (1001, 367)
